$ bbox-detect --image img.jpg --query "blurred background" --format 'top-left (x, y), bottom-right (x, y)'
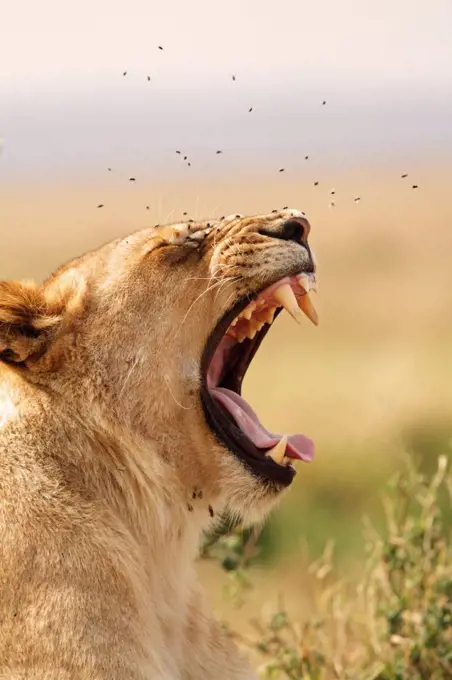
top-left (1, 0), bottom-right (451, 633)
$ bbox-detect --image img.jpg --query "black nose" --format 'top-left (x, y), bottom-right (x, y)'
top-left (280, 218), bottom-right (310, 243)
top-left (259, 217), bottom-right (310, 244)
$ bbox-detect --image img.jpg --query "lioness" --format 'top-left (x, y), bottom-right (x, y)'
top-left (0, 209), bottom-right (317, 679)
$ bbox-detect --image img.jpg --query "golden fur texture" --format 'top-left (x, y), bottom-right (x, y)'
top-left (0, 209), bottom-right (313, 679)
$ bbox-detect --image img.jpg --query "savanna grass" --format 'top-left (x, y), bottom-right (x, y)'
top-left (201, 455), bottom-right (452, 679)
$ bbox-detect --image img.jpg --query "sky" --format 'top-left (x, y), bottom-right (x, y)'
top-left (3, 0), bottom-right (452, 88)
top-left (1, 0), bottom-right (452, 178)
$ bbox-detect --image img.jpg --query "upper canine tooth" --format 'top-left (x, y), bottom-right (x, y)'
top-left (298, 292), bottom-right (319, 326)
top-left (273, 284), bottom-right (305, 324)
top-left (266, 436), bottom-right (288, 465)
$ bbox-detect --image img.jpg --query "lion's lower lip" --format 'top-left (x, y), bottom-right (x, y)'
top-left (200, 382), bottom-right (297, 486)
top-left (210, 387), bottom-right (315, 463)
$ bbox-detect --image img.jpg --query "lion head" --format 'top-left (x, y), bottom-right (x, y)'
top-left (0, 209), bottom-right (317, 525)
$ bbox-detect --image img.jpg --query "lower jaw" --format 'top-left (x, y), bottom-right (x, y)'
top-left (200, 387), bottom-right (296, 488)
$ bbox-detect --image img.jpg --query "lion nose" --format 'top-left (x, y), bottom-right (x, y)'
top-left (258, 216), bottom-right (311, 245)
top-left (280, 217), bottom-right (310, 244)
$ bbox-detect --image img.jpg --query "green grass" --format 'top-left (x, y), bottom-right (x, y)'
top-left (201, 455), bottom-right (452, 678)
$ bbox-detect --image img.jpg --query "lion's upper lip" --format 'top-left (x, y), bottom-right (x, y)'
top-left (201, 273), bottom-right (317, 484)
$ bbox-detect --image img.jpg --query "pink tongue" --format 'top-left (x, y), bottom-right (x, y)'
top-left (210, 387), bottom-right (314, 461)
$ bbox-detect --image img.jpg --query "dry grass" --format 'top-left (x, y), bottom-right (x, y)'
top-left (203, 456), bottom-right (452, 679)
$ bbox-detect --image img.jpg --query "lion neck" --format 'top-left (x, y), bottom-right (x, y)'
top-left (76, 406), bottom-right (222, 576)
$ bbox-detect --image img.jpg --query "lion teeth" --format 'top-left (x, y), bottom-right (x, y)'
top-left (273, 284), bottom-right (304, 324)
top-left (298, 292), bottom-right (319, 326)
top-left (296, 276), bottom-right (319, 325)
top-left (248, 319), bottom-right (259, 339)
top-left (227, 277), bottom-right (316, 339)
top-left (265, 306), bottom-right (277, 324)
top-left (236, 329), bottom-right (248, 342)
top-left (235, 319), bottom-right (266, 342)
top-left (266, 436), bottom-right (288, 465)
top-left (298, 275), bottom-right (318, 294)
top-left (298, 277), bottom-right (308, 292)
top-left (242, 302), bottom-right (255, 320)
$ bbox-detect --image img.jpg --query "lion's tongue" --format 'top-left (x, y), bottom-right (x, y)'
top-left (210, 387), bottom-right (314, 461)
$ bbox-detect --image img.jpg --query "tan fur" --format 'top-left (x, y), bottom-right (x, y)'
top-left (0, 209), bottom-right (313, 679)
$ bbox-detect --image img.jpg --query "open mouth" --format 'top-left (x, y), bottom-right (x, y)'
top-left (201, 274), bottom-right (318, 487)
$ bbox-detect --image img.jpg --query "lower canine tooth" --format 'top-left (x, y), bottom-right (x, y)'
top-left (273, 284), bottom-right (305, 324)
top-left (266, 435), bottom-right (288, 465)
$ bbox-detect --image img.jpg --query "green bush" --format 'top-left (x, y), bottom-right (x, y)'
top-left (201, 455), bottom-right (452, 678)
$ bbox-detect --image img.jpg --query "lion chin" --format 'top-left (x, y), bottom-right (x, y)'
top-left (0, 209), bottom-right (317, 679)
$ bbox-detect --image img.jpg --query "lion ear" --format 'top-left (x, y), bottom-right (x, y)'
top-left (0, 280), bottom-right (64, 364)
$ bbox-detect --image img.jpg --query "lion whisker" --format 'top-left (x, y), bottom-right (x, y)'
top-left (180, 276), bottom-right (239, 327)
top-left (163, 375), bottom-right (193, 411)
top-left (119, 353), bottom-right (142, 399)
